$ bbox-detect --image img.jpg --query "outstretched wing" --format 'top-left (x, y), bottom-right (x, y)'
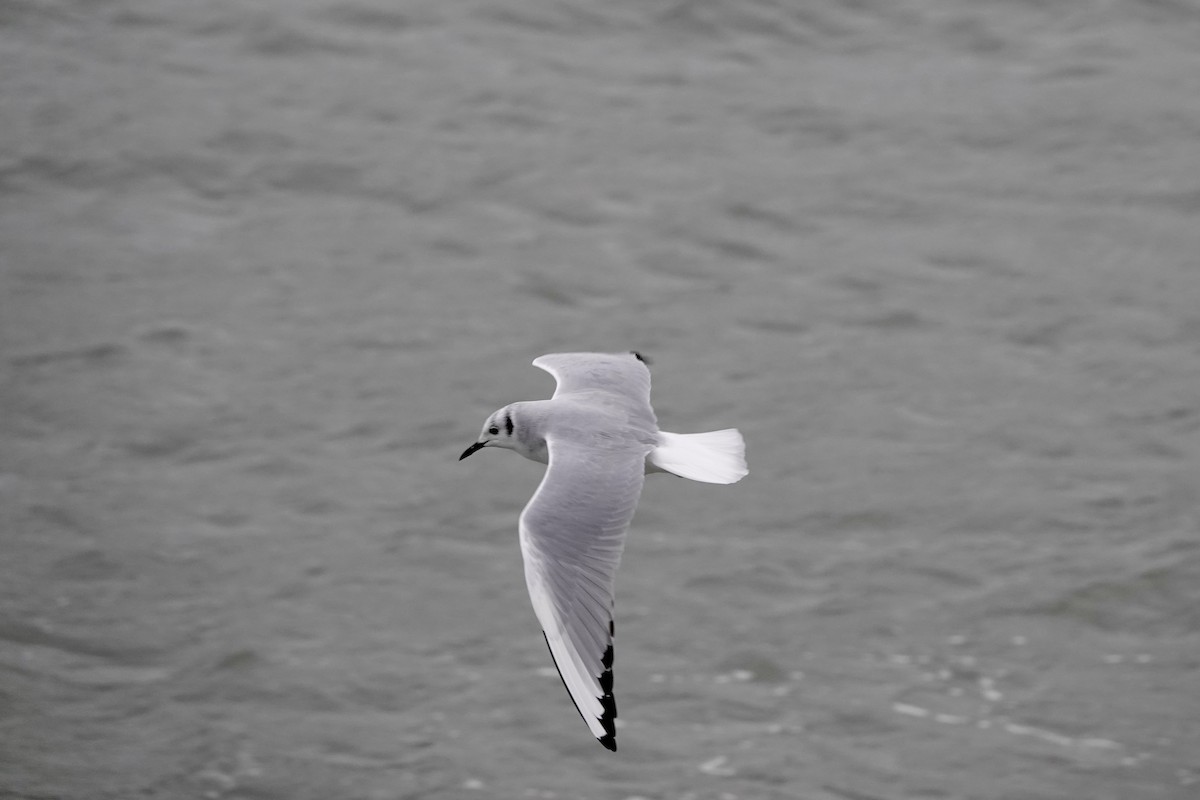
top-left (518, 436), bottom-right (647, 751)
top-left (532, 352), bottom-right (655, 431)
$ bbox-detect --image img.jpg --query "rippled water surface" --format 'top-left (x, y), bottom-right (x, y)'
top-left (2, 1), bottom-right (1199, 798)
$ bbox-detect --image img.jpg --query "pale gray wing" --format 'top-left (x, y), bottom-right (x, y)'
top-left (518, 436), bottom-right (647, 751)
top-left (532, 352), bottom-right (655, 431)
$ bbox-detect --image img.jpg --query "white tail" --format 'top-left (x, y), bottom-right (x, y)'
top-left (648, 429), bottom-right (748, 484)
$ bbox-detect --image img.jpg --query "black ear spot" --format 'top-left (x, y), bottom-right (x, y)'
top-left (630, 350), bottom-right (652, 365)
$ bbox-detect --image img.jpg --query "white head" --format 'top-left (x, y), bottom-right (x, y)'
top-left (459, 404), bottom-right (521, 461)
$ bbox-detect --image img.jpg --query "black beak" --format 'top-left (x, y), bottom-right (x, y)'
top-left (459, 441), bottom-right (486, 461)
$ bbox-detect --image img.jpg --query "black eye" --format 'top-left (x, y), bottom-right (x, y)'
top-left (488, 426), bottom-right (500, 435)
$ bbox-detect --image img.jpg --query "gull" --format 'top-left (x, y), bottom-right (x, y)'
top-left (459, 351), bottom-right (748, 751)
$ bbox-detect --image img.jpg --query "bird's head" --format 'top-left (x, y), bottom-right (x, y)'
top-left (459, 405), bottom-right (519, 460)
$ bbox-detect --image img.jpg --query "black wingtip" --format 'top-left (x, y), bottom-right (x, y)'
top-left (598, 642), bottom-right (617, 746)
top-left (542, 631), bottom-right (619, 753)
top-left (630, 350), bottom-right (651, 365)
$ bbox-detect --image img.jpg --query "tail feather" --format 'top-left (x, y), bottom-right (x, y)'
top-left (648, 429), bottom-right (748, 484)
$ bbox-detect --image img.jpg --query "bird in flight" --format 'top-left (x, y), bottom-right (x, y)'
top-left (459, 351), bottom-right (748, 751)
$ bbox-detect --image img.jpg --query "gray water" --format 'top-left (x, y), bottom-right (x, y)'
top-left (2, 1), bottom-right (1198, 798)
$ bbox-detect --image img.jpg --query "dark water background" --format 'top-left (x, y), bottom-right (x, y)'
top-left (2, 1), bottom-right (1199, 798)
